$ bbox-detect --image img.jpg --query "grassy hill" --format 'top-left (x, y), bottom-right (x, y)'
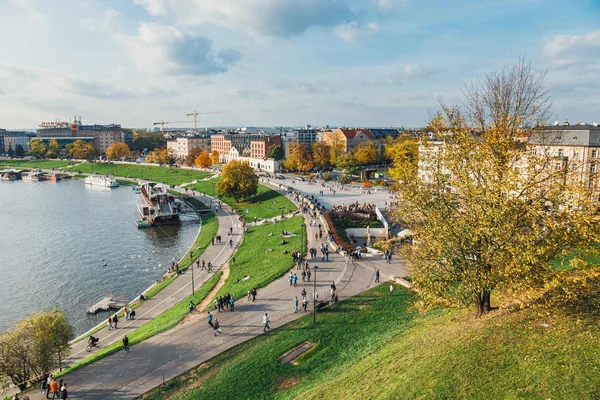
top-left (141, 283), bottom-right (600, 400)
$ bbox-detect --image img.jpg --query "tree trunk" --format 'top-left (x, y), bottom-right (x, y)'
top-left (475, 290), bottom-right (492, 316)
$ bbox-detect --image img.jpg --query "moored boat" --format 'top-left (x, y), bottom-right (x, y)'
top-left (21, 171), bottom-right (42, 181)
top-left (40, 172), bottom-right (61, 182)
top-left (85, 174), bottom-right (119, 188)
top-left (137, 182), bottom-right (180, 225)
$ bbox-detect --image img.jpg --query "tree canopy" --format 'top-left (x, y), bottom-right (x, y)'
top-left (194, 150), bottom-right (212, 168)
top-left (393, 60), bottom-right (600, 316)
top-left (211, 150), bottom-right (220, 164)
top-left (336, 152), bottom-right (361, 176)
top-left (312, 142), bottom-right (331, 169)
top-left (284, 143), bottom-right (314, 172)
top-left (384, 134), bottom-right (419, 181)
top-left (146, 148), bottom-right (175, 166)
top-left (106, 142), bottom-right (131, 160)
top-left (28, 139), bottom-right (47, 158)
top-left (46, 139), bottom-right (61, 158)
top-left (66, 140), bottom-right (95, 159)
top-left (267, 145), bottom-right (284, 160)
top-left (217, 160), bottom-right (259, 202)
top-left (355, 141), bottom-right (378, 165)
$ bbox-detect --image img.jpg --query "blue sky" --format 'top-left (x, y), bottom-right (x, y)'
top-left (0, 0), bottom-right (598, 129)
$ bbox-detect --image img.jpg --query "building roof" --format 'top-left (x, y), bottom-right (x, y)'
top-left (338, 128), bottom-right (375, 140)
top-left (528, 126), bottom-right (600, 147)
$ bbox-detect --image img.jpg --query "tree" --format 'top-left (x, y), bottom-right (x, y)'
top-left (185, 148), bottom-right (203, 167)
top-left (216, 160), bottom-right (258, 202)
top-left (384, 134), bottom-right (419, 181)
top-left (28, 139), bottom-right (47, 158)
top-left (194, 150), bottom-right (212, 168)
top-left (211, 150), bottom-right (220, 164)
top-left (284, 143), bottom-right (314, 172)
top-left (7, 145), bottom-right (14, 157)
top-left (147, 147), bottom-right (174, 166)
top-left (132, 131), bottom-right (164, 153)
top-left (267, 145), bottom-right (284, 160)
top-left (325, 130), bottom-right (346, 166)
top-left (46, 139), bottom-right (60, 158)
top-left (312, 142), bottom-right (331, 169)
top-left (354, 141), bottom-right (378, 165)
top-left (0, 309), bottom-right (73, 390)
top-left (106, 142), bottom-right (131, 160)
top-left (66, 140), bottom-right (95, 159)
top-left (15, 144), bottom-right (25, 157)
top-left (393, 60), bottom-right (600, 316)
top-left (336, 152), bottom-right (361, 176)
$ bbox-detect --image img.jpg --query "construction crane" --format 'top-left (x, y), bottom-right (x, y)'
top-left (152, 120), bottom-right (191, 136)
top-left (186, 111), bottom-right (227, 133)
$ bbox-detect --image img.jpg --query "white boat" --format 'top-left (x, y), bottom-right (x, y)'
top-left (85, 174), bottom-right (119, 188)
top-left (22, 171), bottom-right (42, 181)
top-left (137, 182), bottom-right (180, 225)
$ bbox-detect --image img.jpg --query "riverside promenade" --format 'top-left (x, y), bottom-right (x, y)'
top-left (27, 187), bottom-right (405, 399)
top-left (57, 188), bottom-right (244, 367)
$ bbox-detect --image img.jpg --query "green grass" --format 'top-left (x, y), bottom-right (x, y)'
top-left (62, 163), bottom-right (211, 186)
top-left (215, 216), bottom-right (304, 302)
top-left (141, 284), bottom-right (417, 400)
top-left (143, 280), bottom-right (600, 400)
top-left (550, 245), bottom-right (600, 271)
top-left (57, 272), bottom-right (222, 378)
top-left (0, 159), bottom-right (75, 169)
top-left (190, 179), bottom-right (297, 222)
top-left (145, 209), bottom-right (218, 299)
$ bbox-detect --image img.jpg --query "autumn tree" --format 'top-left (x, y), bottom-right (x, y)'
top-left (384, 134), bottom-right (419, 181)
top-left (146, 148), bottom-right (175, 166)
top-left (267, 145), bottom-right (284, 160)
top-left (66, 140), bottom-right (96, 159)
top-left (0, 309), bottom-right (74, 390)
top-left (311, 142), bottom-right (331, 169)
top-left (217, 160), bottom-right (258, 202)
top-left (184, 148), bottom-right (203, 167)
top-left (284, 143), bottom-right (314, 172)
top-left (28, 139), bottom-right (47, 158)
top-left (324, 130), bottom-right (346, 166)
top-left (211, 150), bottom-right (220, 164)
top-left (106, 142), bottom-right (131, 160)
top-left (46, 139), bottom-right (61, 158)
top-left (394, 59), bottom-right (600, 316)
top-left (354, 141), bottom-right (378, 165)
top-left (194, 150), bottom-right (212, 168)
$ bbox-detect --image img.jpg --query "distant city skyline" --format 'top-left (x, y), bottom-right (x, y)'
top-left (0, 0), bottom-right (598, 129)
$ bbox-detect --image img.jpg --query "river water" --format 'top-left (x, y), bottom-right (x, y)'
top-left (0, 179), bottom-right (200, 335)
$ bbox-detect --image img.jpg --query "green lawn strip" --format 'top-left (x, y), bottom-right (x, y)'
top-left (0, 159), bottom-right (75, 169)
top-left (61, 163), bottom-right (211, 186)
top-left (214, 216), bottom-right (304, 303)
top-left (549, 245), bottom-right (600, 271)
top-left (140, 284), bottom-right (417, 400)
top-left (57, 272), bottom-right (222, 379)
top-left (145, 210), bottom-right (218, 300)
top-left (190, 179), bottom-right (297, 222)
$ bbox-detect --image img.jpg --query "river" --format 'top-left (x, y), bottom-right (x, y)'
top-left (0, 179), bottom-right (200, 335)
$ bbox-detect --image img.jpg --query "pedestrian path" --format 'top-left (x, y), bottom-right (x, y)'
top-left (60, 190), bottom-right (244, 367)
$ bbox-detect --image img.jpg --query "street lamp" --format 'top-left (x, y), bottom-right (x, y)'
top-left (313, 265), bottom-right (319, 324)
top-left (300, 223), bottom-right (306, 257)
top-left (190, 250), bottom-right (195, 295)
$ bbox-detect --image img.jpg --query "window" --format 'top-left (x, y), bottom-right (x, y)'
top-left (574, 151), bottom-right (580, 158)
top-left (558, 149), bottom-right (564, 157)
top-left (589, 181), bottom-right (595, 188)
top-left (593, 150), bottom-right (598, 158)
top-left (592, 164), bottom-right (597, 173)
top-left (555, 162), bottom-right (563, 171)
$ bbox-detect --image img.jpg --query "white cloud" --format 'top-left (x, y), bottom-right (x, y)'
top-left (134, 0), bottom-right (168, 16)
top-left (118, 23), bottom-right (240, 76)
top-left (387, 63), bottom-right (440, 84)
top-left (79, 8), bottom-right (120, 33)
top-left (335, 22), bottom-right (379, 43)
top-left (70, 79), bottom-right (177, 99)
top-left (167, 0), bottom-right (355, 38)
top-left (543, 31), bottom-right (600, 57)
top-left (371, 0), bottom-right (409, 11)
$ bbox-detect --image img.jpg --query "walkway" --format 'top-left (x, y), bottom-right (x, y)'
top-left (27, 189), bottom-right (406, 399)
top-left (58, 189), bottom-right (244, 367)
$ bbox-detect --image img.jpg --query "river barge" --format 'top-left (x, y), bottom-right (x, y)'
top-left (85, 174), bottom-right (119, 188)
top-left (137, 182), bottom-right (181, 225)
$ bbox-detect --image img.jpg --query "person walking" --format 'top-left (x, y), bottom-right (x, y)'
top-left (48, 377), bottom-right (58, 399)
top-left (251, 288), bottom-right (257, 302)
top-left (59, 382), bottom-right (68, 399)
top-left (125, 307), bottom-right (130, 321)
top-left (301, 270), bottom-right (306, 282)
top-left (113, 314), bottom-right (119, 329)
top-left (123, 335), bottom-right (130, 352)
top-left (107, 316), bottom-right (113, 330)
top-left (302, 297), bottom-right (308, 311)
top-left (229, 296), bottom-right (235, 312)
top-left (375, 269), bottom-right (380, 283)
top-left (293, 273), bottom-right (298, 287)
top-left (307, 269), bottom-right (311, 282)
top-left (301, 288), bottom-right (307, 300)
top-left (293, 296), bottom-right (299, 313)
top-left (189, 299), bottom-right (195, 313)
top-left (213, 320), bottom-right (221, 336)
top-left (263, 313), bottom-right (270, 332)
top-left (207, 311), bottom-right (214, 327)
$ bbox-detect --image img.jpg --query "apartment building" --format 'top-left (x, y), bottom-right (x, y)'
top-left (167, 136), bottom-right (211, 160)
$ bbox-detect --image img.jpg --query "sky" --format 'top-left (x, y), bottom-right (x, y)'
top-left (0, 0), bottom-right (598, 129)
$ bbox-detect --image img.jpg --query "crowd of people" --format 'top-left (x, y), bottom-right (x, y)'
top-left (39, 373), bottom-right (68, 399)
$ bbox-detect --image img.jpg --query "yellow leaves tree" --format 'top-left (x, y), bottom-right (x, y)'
top-left (312, 142), bottom-right (331, 169)
top-left (106, 142), bottom-right (131, 160)
top-left (27, 139), bottom-right (47, 158)
top-left (384, 134), bottom-right (419, 181)
top-left (284, 143), bottom-right (314, 172)
top-left (216, 160), bottom-right (258, 202)
top-left (66, 140), bottom-right (96, 159)
top-left (194, 150), bottom-right (212, 168)
top-left (185, 148), bottom-right (203, 167)
top-left (211, 150), bottom-right (220, 164)
top-left (355, 141), bottom-right (378, 165)
top-left (324, 130), bottom-right (346, 166)
top-left (146, 147), bottom-right (174, 166)
top-left (46, 139), bottom-right (60, 158)
top-left (394, 59), bottom-right (600, 316)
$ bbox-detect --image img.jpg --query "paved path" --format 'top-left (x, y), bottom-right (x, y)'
top-left (28, 190), bottom-right (406, 400)
top-left (60, 189), bottom-right (244, 367)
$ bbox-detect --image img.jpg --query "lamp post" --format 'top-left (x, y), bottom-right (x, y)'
top-left (313, 265), bottom-right (319, 324)
top-left (300, 222), bottom-right (306, 257)
top-left (190, 250), bottom-right (195, 295)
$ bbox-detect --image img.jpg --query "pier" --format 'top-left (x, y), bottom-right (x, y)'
top-left (86, 297), bottom-right (127, 314)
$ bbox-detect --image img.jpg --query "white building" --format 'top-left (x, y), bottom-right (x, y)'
top-left (222, 147), bottom-right (281, 173)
